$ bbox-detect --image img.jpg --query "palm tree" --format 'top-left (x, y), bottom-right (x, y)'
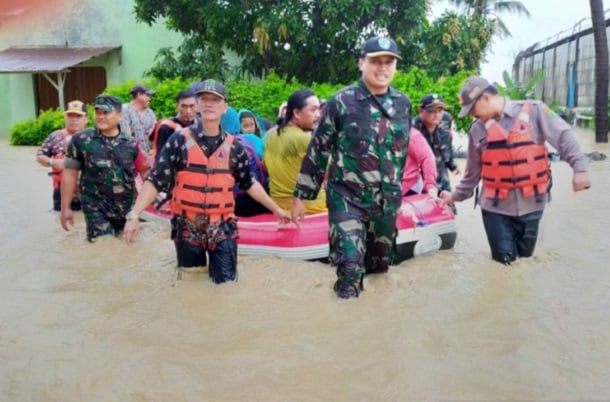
top-left (447, 0), bottom-right (530, 37)
top-left (589, 0), bottom-right (608, 143)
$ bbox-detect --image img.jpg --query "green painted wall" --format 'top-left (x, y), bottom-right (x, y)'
top-left (0, 0), bottom-right (185, 137)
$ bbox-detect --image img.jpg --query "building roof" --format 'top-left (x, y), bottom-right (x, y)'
top-left (0, 46), bottom-right (120, 73)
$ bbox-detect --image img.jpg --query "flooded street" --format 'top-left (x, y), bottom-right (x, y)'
top-left (1, 131), bottom-right (609, 401)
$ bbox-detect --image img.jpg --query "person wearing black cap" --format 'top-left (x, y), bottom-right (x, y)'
top-left (291, 36), bottom-right (411, 299)
top-left (60, 95), bottom-right (150, 242)
top-left (120, 84), bottom-right (157, 154)
top-left (36, 100), bottom-right (89, 211)
top-left (412, 93), bottom-right (461, 211)
top-left (440, 75), bottom-right (591, 265)
top-left (124, 79), bottom-right (292, 285)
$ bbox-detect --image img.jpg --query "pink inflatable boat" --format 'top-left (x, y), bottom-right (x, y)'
top-left (140, 193), bottom-right (457, 262)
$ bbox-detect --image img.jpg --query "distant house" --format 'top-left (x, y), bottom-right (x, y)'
top-left (0, 0), bottom-right (185, 137)
top-left (512, 12), bottom-right (610, 112)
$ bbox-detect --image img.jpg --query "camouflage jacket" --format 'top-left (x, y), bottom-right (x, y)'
top-left (64, 127), bottom-right (142, 214)
top-left (294, 78), bottom-right (411, 214)
top-left (412, 111), bottom-right (458, 172)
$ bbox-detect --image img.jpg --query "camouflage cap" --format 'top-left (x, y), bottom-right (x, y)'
top-left (419, 93), bottom-right (447, 112)
top-left (189, 80), bottom-right (205, 93)
top-left (195, 79), bottom-right (227, 100)
top-left (458, 76), bottom-right (492, 118)
top-left (94, 94), bottom-right (122, 112)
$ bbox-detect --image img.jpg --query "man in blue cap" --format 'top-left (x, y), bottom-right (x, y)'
top-left (292, 37), bottom-right (412, 299)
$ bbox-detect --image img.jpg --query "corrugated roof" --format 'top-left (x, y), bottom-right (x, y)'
top-left (0, 46), bottom-right (120, 73)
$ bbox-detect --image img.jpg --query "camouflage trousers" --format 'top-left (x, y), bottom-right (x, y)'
top-left (82, 201), bottom-right (126, 242)
top-left (170, 215), bottom-right (239, 284)
top-left (328, 204), bottom-right (398, 297)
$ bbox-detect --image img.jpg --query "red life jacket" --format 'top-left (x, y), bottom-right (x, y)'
top-left (481, 102), bottom-right (550, 204)
top-left (171, 129), bottom-right (236, 223)
top-left (149, 119), bottom-right (181, 159)
top-left (51, 129), bottom-right (71, 189)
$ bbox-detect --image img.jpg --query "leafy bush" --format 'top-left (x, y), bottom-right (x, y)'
top-left (10, 68), bottom-right (476, 145)
top-left (495, 70), bottom-right (543, 100)
top-left (227, 71), bottom-right (344, 120)
top-left (10, 108), bottom-right (69, 146)
top-left (393, 68), bottom-right (474, 133)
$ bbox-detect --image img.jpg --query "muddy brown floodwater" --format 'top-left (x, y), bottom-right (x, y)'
top-left (1, 130), bottom-right (609, 401)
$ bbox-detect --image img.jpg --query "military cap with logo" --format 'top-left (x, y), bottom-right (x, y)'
top-left (361, 36), bottom-right (402, 60)
top-left (93, 94), bottom-right (122, 112)
top-left (194, 79), bottom-right (227, 100)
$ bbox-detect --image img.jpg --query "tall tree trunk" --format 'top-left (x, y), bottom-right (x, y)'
top-left (590, 0), bottom-right (609, 143)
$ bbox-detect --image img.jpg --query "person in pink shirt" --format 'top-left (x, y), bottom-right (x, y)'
top-left (402, 127), bottom-right (438, 198)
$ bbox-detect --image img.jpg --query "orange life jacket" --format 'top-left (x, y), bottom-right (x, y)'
top-left (149, 119), bottom-right (181, 159)
top-left (51, 129), bottom-right (71, 189)
top-left (481, 102), bottom-right (550, 204)
top-left (171, 129), bottom-right (236, 223)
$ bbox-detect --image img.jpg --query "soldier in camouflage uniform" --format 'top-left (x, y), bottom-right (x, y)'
top-left (412, 93), bottom-right (460, 195)
top-left (292, 37), bottom-right (411, 299)
top-left (61, 95), bottom-right (149, 242)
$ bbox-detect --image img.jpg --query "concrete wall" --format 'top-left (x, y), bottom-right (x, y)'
top-left (0, 0), bottom-right (185, 137)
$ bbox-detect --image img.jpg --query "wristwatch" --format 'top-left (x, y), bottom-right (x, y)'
top-left (125, 211), bottom-right (140, 221)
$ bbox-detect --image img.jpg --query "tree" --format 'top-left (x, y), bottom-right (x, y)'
top-left (420, 11), bottom-right (494, 79)
top-left (144, 36), bottom-right (231, 82)
top-left (447, 0), bottom-right (530, 37)
top-left (589, 0), bottom-right (609, 143)
top-left (133, 0), bottom-right (428, 85)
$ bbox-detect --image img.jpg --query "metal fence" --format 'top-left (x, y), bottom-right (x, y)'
top-left (512, 10), bottom-right (609, 112)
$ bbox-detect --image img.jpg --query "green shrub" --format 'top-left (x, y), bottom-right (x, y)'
top-left (9, 107), bottom-right (96, 146)
top-left (10, 108), bottom-right (67, 146)
top-left (147, 77), bottom-right (193, 118)
top-left (393, 68), bottom-right (474, 133)
top-left (10, 68), bottom-right (476, 145)
top-left (227, 71), bottom-right (340, 120)
top-left (106, 77), bottom-right (195, 119)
